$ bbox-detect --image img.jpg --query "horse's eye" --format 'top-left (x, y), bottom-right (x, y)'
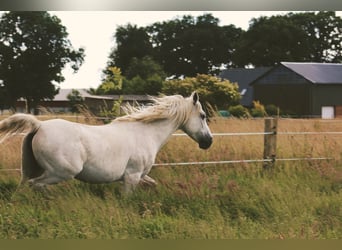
top-left (200, 113), bottom-right (206, 120)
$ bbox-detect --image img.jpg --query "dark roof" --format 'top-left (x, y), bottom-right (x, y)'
top-left (219, 67), bottom-right (272, 88)
top-left (107, 95), bottom-right (151, 102)
top-left (53, 89), bottom-right (151, 102)
top-left (281, 62), bottom-right (342, 84)
top-left (53, 89), bottom-right (113, 101)
top-left (219, 67), bottom-right (272, 106)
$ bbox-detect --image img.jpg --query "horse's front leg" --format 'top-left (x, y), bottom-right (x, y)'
top-left (123, 172), bottom-right (141, 194)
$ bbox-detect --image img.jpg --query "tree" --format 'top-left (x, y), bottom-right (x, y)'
top-left (106, 24), bottom-right (153, 77)
top-left (122, 56), bottom-right (166, 95)
top-left (67, 89), bottom-right (84, 113)
top-left (162, 74), bottom-right (241, 109)
top-left (147, 14), bottom-right (243, 76)
top-left (233, 11), bottom-right (342, 67)
top-left (0, 11), bottom-right (84, 114)
top-left (0, 80), bottom-right (10, 112)
top-left (98, 56), bottom-right (166, 95)
top-left (105, 14), bottom-right (243, 79)
top-left (96, 66), bottom-right (123, 95)
top-left (125, 56), bottom-right (166, 80)
top-left (233, 15), bottom-right (309, 67)
top-left (289, 11), bottom-right (342, 63)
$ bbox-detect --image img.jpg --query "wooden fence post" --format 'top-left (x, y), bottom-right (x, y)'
top-left (263, 118), bottom-right (278, 169)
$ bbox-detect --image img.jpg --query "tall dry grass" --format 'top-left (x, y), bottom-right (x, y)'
top-left (157, 117), bottom-right (342, 165)
top-left (2, 116), bottom-right (341, 172)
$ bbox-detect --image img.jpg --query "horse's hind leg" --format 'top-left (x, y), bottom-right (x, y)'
top-left (20, 132), bottom-right (44, 186)
top-left (12, 133), bottom-right (45, 196)
top-left (27, 172), bottom-right (71, 188)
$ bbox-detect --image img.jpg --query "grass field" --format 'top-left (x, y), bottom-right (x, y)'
top-left (0, 116), bottom-right (342, 239)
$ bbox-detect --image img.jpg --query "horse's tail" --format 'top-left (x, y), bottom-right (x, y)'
top-left (0, 114), bottom-right (41, 143)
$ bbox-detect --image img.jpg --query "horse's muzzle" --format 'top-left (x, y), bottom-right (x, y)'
top-left (199, 136), bottom-right (213, 150)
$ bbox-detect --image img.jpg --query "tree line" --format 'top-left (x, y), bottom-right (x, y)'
top-left (1, 11), bottom-right (342, 113)
top-left (96, 11), bottom-right (342, 110)
top-left (106, 11), bottom-right (342, 76)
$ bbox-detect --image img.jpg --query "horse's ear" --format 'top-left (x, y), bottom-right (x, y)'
top-left (192, 91), bottom-right (199, 105)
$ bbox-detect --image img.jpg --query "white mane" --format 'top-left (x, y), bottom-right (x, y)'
top-left (114, 95), bottom-right (198, 125)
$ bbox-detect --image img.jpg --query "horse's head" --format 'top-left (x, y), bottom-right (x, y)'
top-left (181, 92), bottom-right (213, 150)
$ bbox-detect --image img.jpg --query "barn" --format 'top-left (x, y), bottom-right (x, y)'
top-left (15, 89), bottom-right (151, 115)
top-left (219, 67), bottom-right (272, 107)
top-left (251, 62), bottom-right (342, 118)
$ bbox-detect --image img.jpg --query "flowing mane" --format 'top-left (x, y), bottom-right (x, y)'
top-left (114, 95), bottom-right (197, 125)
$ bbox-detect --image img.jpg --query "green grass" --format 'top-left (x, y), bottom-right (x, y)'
top-left (1, 117), bottom-right (342, 239)
top-left (1, 160), bottom-right (342, 239)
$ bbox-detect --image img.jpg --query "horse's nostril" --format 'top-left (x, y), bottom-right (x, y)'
top-left (199, 137), bottom-right (213, 149)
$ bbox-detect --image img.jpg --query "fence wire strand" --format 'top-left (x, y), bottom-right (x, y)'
top-left (1, 119), bottom-right (340, 172)
top-left (153, 157), bottom-right (332, 167)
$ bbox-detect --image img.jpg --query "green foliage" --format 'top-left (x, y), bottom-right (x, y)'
top-left (105, 11), bottom-right (342, 77)
top-left (228, 105), bottom-right (250, 118)
top-left (122, 75), bottom-right (164, 95)
top-left (99, 96), bottom-right (123, 122)
top-left (125, 56), bottom-right (166, 80)
top-left (163, 74), bottom-right (241, 109)
top-left (103, 11), bottom-right (342, 84)
top-left (288, 11), bottom-right (342, 63)
top-left (100, 57), bottom-right (165, 95)
top-left (107, 14), bottom-right (242, 78)
top-left (0, 83), bottom-right (10, 111)
top-left (1, 118), bottom-right (342, 239)
top-left (250, 101), bottom-right (266, 117)
top-left (265, 104), bottom-right (280, 116)
top-left (67, 89), bottom-right (84, 113)
top-left (146, 14), bottom-right (243, 76)
top-left (107, 24), bottom-right (153, 76)
top-left (96, 67), bottom-right (123, 95)
top-left (0, 11), bottom-right (85, 113)
top-left (122, 56), bottom-right (165, 95)
top-left (1, 160), bottom-right (342, 239)
top-left (234, 11), bottom-right (342, 67)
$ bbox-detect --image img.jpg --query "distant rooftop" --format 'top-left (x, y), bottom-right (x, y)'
top-left (219, 67), bottom-right (272, 87)
top-left (55, 89), bottom-right (151, 102)
top-left (219, 67), bottom-right (272, 106)
top-left (281, 62), bottom-right (342, 84)
top-left (54, 89), bottom-right (87, 101)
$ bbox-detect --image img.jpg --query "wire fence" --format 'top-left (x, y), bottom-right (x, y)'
top-left (0, 118), bottom-right (341, 172)
top-left (154, 126), bottom-right (338, 167)
top-left (174, 131), bottom-right (342, 136)
top-left (153, 157), bottom-right (333, 167)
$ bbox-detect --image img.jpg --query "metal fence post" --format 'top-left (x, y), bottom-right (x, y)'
top-left (263, 118), bottom-right (278, 169)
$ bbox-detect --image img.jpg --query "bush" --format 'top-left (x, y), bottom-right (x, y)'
top-left (228, 105), bottom-right (250, 118)
top-left (163, 74), bottom-right (241, 110)
top-left (265, 104), bottom-right (280, 116)
top-left (250, 101), bottom-right (266, 117)
top-left (99, 97), bottom-right (123, 122)
top-left (67, 89), bottom-right (84, 113)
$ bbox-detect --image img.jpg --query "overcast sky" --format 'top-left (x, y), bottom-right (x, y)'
top-left (43, 11), bottom-right (340, 89)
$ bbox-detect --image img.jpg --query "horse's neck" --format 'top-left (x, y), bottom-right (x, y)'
top-left (144, 119), bottom-right (179, 150)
